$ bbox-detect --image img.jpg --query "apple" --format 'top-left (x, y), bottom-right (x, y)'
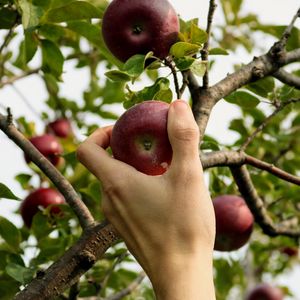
top-left (281, 246), bottom-right (298, 257)
top-left (102, 0), bottom-right (179, 62)
top-left (46, 118), bottom-right (73, 138)
top-left (111, 100), bottom-right (172, 175)
top-left (246, 283), bottom-right (284, 300)
top-left (25, 134), bottom-right (63, 166)
top-left (213, 195), bottom-right (254, 251)
top-left (20, 187), bottom-right (65, 227)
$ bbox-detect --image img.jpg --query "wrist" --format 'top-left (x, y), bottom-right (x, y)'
top-left (149, 250), bottom-right (215, 300)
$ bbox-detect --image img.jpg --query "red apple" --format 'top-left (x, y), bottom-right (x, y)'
top-left (102, 0), bottom-right (179, 62)
top-left (20, 187), bottom-right (65, 227)
top-left (111, 100), bottom-right (172, 175)
top-left (25, 134), bottom-right (63, 166)
top-left (246, 283), bottom-right (284, 300)
top-left (213, 195), bottom-right (254, 251)
top-left (281, 246), bottom-right (298, 257)
top-left (46, 118), bottom-right (73, 138)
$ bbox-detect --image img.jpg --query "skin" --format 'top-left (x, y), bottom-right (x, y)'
top-left (77, 100), bottom-right (216, 300)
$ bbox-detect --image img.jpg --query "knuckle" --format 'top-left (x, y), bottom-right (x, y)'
top-left (173, 126), bottom-right (199, 143)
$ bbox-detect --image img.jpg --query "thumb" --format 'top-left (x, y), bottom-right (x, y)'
top-left (167, 100), bottom-right (200, 170)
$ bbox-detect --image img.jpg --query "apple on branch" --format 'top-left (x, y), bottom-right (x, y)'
top-left (110, 100), bottom-right (172, 176)
top-left (213, 195), bottom-right (254, 252)
top-left (25, 134), bottom-right (63, 167)
top-left (46, 118), bottom-right (73, 138)
top-left (20, 187), bottom-right (65, 228)
top-left (246, 283), bottom-right (284, 300)
top-left (102, 0), bottom-right (179, 62)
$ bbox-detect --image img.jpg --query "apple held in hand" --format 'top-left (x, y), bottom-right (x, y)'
top-left (102, 0), bottom-right (179, 62)
top-left (46, 118), bottom-right (73, 138)
top-left (111, 100), bottom-right (172, 175)
top-left (25, 134), bottom-right (63, 166)
top-left (213, 195), bottom-right (254, 251)
top-left (246, 283), bottom-right (284, 300)
top-left (20, 187), bottom-right (65, 228)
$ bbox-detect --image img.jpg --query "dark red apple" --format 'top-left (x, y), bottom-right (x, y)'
top-left (281, 246), bottom-right (299, 257)
top-left (213, 195), bottom-right (254, 251)
top-left (246, 283), bottom-right (284, 300)
top-left (111, 100), bottom-right (172, 175)
top-left (46, 118), bottom-right (73, 138)
top-left (25, 134), bottom-right (63, 166)
top-left (102, 0), bottom-right (179, 62)
top-left (20, 187), bottom-right (65, 227)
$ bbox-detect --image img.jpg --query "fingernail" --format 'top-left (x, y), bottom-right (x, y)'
top-left (171, 100), bottom-right (190, 113)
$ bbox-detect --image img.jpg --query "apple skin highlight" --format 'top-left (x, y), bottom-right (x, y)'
top-left (111, 101), bottom-right (172, 176)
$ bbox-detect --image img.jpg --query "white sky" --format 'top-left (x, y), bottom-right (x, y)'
top-left (0, 0), bottom-right (299, 298)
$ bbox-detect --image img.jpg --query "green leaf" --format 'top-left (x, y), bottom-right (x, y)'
top-left (80, 180), bottom-right (101, 203)
top-left (105, 70), bottom-right (132, 82)
top-left (41, 39), bottom-right (64, 78)
top-left (0, 217), bottom-right (21, 250)
top-left (123, 53), bottom-right (151, 77)
top-left (44, 1), bottom-right (102, 23)
top-left (174, 56), bottom-right (195, 71)
top-left (0, 183), bottom-right (19, 200)
top-left (209, 48), bottom-right (229, 55)
top-left (0, 7), bottom-right (18, 29)
top-left (190, 60), bottom-right (207, 77)
top-left (224, 91), bottom-right (260, 108)
top-left (24, 31), bottom-right (38, 63)
top-left (170, 42), bottom-right (201, 58)
top-left (15, 174), bottom-right (32, 189)
top-left (18, 0), bottom-right (44, 29)
top-left (190, 23), bottom-right (208, 45)
top-left (39, 23), bottom-right (66, 42)
top-left (6, 263), bottom-right (35, 284)
top-left (246, 77), bottom-right (275, 98)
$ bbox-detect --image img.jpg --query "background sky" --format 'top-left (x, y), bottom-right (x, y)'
top-left (0, 0), bottom-right (299, 298)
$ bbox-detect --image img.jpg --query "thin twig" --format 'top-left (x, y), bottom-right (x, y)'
top-left (201, 0), bottom-right (217, 88)
top-left (240, 98), bottom-right (300, 151)
top-left (179, 71), bottom-right (189, 98)
top-left (105, 272), bottom-right (146, 300)
top-left (0, 112), bottom-right (94, 229)
top-left (164, 58), bottom-right (180, 99)
top-left (0, 68), bottom-right (40, 88)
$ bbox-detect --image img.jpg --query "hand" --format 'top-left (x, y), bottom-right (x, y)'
top-left (77, 100), bottom-right (216, 300)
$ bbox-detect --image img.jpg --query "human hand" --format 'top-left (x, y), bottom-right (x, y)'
top-left (77, 100), bottom-right (216, 300)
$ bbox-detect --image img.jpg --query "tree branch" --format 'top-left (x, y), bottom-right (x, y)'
top-left (0, 68), bottom-right (40, 88)
top-left (0, 112), bottom-right (94, 229)
top-left (15, 222), bottom-right (119, 300)
top-left (273, 69), bottom-right (300, 89)
top-left (201, 150), bottom-right (300, 186)
top-left (165, 57), bottom-right (180, 99)
top-left (230, 165), bottom-right (300, 238)
top-left (201, 0), bottom-right (217, 88)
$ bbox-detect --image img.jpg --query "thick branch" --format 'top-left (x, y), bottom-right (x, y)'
top-left (273, 69), bottom-right (300, 89)
top-left (0, 112), bottom-right (94, 229)
top-left (15, 222), bottom-right (119, 300)
top-left (230, 165), bottom-right (300, 237)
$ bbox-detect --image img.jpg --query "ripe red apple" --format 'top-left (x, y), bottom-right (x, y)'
top-left (102, 0), bottom-right (179, 62)
top-left (25, 134), bottom-right (63, 166)
top-left (281, 246), bottom-right (298, 257)
top-left (246, 283), bottom-right (284, 300)
top-left (46, 118), bottom-right (73, 138)
top-left (20, 187), bottom-right (65, 227)
top-left (213, 195), bottom-right (254, 251)
top-left (111, 100), bottom-right (172, 175)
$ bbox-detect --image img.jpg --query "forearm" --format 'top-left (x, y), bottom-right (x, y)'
top-left (150, 251), bottom-right (215, 300)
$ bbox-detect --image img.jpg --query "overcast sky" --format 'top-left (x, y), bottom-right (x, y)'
top-left (0, 0), bottom-right (299, 297)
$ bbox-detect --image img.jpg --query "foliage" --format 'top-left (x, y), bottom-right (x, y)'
top-left (0, 0), bottom-right (299, 299)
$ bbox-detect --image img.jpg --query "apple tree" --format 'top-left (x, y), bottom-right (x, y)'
top-left (0, 0), bottom-right (299, 299)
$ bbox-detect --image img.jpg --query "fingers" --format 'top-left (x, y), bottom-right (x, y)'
top-left (76, 126), bottom-right (131, 183)
top-left (167, 100), bottom-right (202, 173)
